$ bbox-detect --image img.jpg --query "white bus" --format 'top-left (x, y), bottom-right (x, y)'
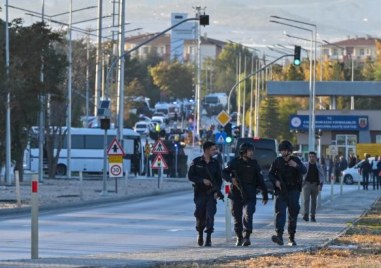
top-left (25, 127), bottom-right (143, 176)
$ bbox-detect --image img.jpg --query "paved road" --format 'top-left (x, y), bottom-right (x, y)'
top-left (0, 183), bottom-right (378, 267)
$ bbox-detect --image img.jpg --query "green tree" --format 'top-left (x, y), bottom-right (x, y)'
top-left (149, 61), bottom-right (194, 100)
top-left (0, 20), bottom-right (67, 180)
top-left (259, 97), bottom-right (280, 139)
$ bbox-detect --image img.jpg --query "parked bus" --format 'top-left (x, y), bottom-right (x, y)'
top-left (24, 127), bottom-right (143, 176)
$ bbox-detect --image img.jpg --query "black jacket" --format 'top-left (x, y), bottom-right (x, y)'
top-left (188, 156), bottom-right (222, 194)
top-left (269, 155), bottom-right (307, 193)
top-left (222, 157), bottom-right (268, 201)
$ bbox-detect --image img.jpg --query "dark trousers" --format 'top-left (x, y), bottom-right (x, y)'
top-left (194, 191), bottom-right (217, 233)
top-left (377, 172), bottom-right (381, 190)
top-left (274, 189), bottom-right (300, 236)
top-left (230, 197), bottom-right (257, 235)
top-left (372, 170), bottom-right (378, 189)
top-left (362, 172), bottom-right (370, 190)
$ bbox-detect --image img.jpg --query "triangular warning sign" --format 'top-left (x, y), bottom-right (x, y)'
top-left (152, 140), bottom-right (169, 154)
top-left (217, 135), bottom-right (225, 143)
top-left (151, 153), bottom-right (168, 169)
top-left (107, 138), bottom-right (125, 156)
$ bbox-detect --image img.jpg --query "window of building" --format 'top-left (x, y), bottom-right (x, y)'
top-left (332, 48), bottom-right (338, 56)
top-left (359, 48), bottom-right (365, 56)
top-left (376, 135), bottom-right (381, 144)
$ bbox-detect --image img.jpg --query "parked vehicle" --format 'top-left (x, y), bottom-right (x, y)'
top-left (203, 92), bottom-right (228, 116)
top-left (342, 157), bottom-right (374, 184)
top-left (133, 121), bottom-right (154, 136)
top-left (24, 127), bottom-right (143, 176)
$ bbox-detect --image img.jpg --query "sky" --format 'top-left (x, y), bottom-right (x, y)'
top-left (2, 0), bottom-right (381, 50)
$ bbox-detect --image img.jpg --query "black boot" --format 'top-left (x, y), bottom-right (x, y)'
top-left (303, 214), bottom-right (309, 222)
top-left (235, 233), bottom-right (243, 246)
top-left (242, 233), bottom-right (251, 246)
top-left (204, 233), bottom-right (212, 247)
top-left (311, 215), bottom-right (316, 222)
top-left (197, 231), bottom-right (203, 246)
top-left (271, 232), bottom-right (284, 245)
top-left (288, 234), bottom-right (297, 246)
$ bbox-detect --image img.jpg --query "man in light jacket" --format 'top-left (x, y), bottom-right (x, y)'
top-left (302, 151), bottom-right (325, 222)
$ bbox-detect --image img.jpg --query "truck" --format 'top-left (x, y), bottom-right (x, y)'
top-left (203, 92), bottom-right (228, 116)
top-left (356, 143), bottom-right (381, 160)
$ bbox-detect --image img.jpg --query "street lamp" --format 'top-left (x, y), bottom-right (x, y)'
top-left (270, 16), bottom-right (317, 152)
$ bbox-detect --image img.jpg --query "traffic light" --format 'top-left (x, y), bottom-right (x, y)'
top-left (199, 15), bottom-right (209, 26)
top-left (294, 45), bottom-right (301, 66)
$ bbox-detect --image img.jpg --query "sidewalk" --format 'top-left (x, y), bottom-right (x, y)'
top-left (0, 187), bottom-right (379, 267)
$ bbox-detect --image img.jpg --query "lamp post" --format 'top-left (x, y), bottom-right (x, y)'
top-left (270, 16), bottom-right (317, 152)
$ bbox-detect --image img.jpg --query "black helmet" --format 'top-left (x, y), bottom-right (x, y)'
top-left (278, 140), bottom-right (293, 152)
top-left (239, 142), bottom-right (255, 155)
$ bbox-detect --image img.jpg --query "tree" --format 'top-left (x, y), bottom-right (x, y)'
top-left (149, 61), bottom-right (194, 100)
top-left (0, 20), bottom-right (68, 180)
top-left (259, 97), bottom-right (280, 139)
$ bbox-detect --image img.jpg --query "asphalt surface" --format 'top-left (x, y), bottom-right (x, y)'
top-left (0, 184), bottom-right (379, 267)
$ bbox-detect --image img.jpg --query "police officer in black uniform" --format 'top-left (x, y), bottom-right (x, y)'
top-left (222, 143), bottom-right (269, 246)
top-left (188, 141), bottom-right (223, 247)
top-left (269, 140), bottom-right (307, 246)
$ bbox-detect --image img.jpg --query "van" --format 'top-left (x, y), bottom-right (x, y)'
top-left (233, 137), bottom-right (278, 196)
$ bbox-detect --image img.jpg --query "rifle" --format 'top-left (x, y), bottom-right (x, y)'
top-left (204, 165), bottom-right (224, 202)
top-left (232, 170), bottom-right (248, 203)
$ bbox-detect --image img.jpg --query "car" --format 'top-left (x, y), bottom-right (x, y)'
top-left (133, 121), bottom-right (154, 136)
top-left (342, 157), bottom-right (375, 184)
top-left (151, 117), bottom-right (166, 130)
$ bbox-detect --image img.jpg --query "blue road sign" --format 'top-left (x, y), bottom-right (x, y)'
top-left (215, 131), bottom-right (227, 144)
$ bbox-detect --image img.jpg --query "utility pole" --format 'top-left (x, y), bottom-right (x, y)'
top-left (66, 0), bottom-right (73, 178)
top-left (5, 0), bottom-right (12, 185)
top-left (117, 0), bottom-right (126, 142)
top-left (94, 0), bottom-right (103, 115)
top-left (194, 6), bottom-right (204, 137)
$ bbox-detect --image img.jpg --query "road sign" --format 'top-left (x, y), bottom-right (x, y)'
top-left (109, 163), bottom-right (123, 177)
top-left (215, 131), bottom-right (227, 144)
top-left (108, 155), bottom-right (123, 163)
top-left (152, 140), bottom-right (169, 154)
top-left (107, 138), bottom-right (125, 156)
top-left (151, 153), bottom-right (168, 169)
top-left (216, 110), bottom-right (231, 127)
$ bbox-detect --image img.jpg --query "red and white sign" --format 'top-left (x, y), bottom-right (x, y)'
top-left (109, 163), bottom-right (123, 177)
top-left (152, 140), bottom-right (169, 154)
top-left (107, 138), bottom-right (125, 156)
top-left (151, 153), bottom-right (168, 169)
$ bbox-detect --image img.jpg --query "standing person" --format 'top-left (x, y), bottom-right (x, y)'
top-left (338, 155), bottom-right (348, 179)
top-left (377, 160), bottom-right (381, 190)
top-left (348, 153), bottom-right (357, 168)
top-left (302, 152), bottom-right (325, 222)
top-left (222, 143), bottom-right (269, 247)
top-left (188, 141), bottom-right (223, 247)
top-left (333, 156), bottom-right (341, 183)
top-left (371, 156), bottom-right (379, 190)
top-left (269, 140), bottom-right (307, 246)
top-left (360, 155), bottom-right (372, 190)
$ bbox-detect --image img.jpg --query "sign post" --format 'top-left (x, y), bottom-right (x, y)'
top-left (106, 138), bottom-right (126, 195)
top-left (31, 174), bottom-right (39, 259)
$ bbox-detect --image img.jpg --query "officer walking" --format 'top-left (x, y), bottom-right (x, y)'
top-left (222, 143), bottom-right (268, 246)
top-left (188, 141), bottom-right (223, 247)
top-left (302, 151), bottom-right (325, 222)
top-left (269, 140), bottom-right (307, 246)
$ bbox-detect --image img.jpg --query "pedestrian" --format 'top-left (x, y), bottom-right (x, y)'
top-left (348, 153), bottom-right (357, 168)
top-left (360, 154), bottom-right (372, 190)
top-left (338, 155), bottom-right (348, 180)
top-left (302, 151), bottom-right (325, 222)
top-left (222, 143), bottom-right (269, 246)
top-left (371, 156), bottom-right (379, 190)
top-left (377, 160), bottom-right (381, 190)
top-left (333, 156), bottom-right (341, 183)
top-left (269, 140), bottom-right (307, 246)
top-left (188, 141), bottom-right (223, 247)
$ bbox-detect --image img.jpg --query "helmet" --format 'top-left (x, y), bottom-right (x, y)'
top-left (278, 140), bottom-right (293, 152)
top-left (239, 142), bottom-right (255, 156)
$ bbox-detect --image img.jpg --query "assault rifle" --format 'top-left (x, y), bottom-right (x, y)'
top-left (204, 165), bottom-right (224, 202)
top-left (232, 170), bottom-right (248, 203)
